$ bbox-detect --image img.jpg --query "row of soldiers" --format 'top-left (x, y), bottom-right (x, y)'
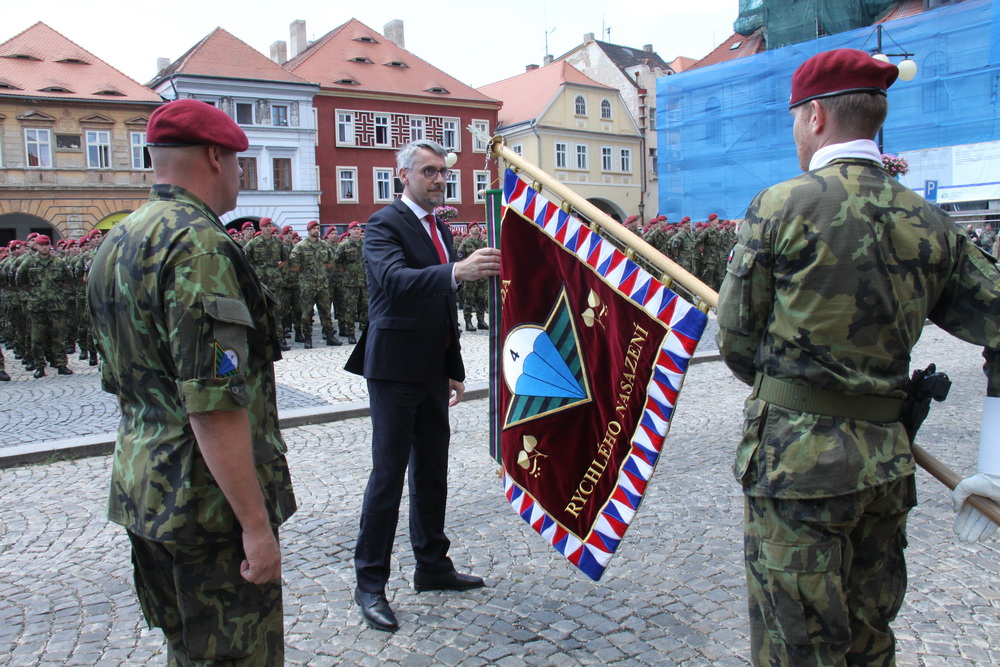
top-left (241, 217), bottom-right (368, 348)
top-left (0, 229), bottom-right (103, 380)
top-left (619, 214), bottom-right (739, 293)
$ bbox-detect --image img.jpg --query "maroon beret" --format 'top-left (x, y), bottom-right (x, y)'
top-left (307, 220), bottom-right (320, 230)
top-left (348, 221), bottom-right (360, 230)
top-left (681, 216), bottom-right (691, 223)
top-left (790, 48), bottom-right (898, 109)
top-left (282, 225), bottom-right (293, 234)
top-left (624, 215), bottom-right (638, 224)
top-left (227, 229), bottom-right (238, 236)
top-left (147, 99), bottom-right (249, 152)
top-left (259, 217), bottom-right (273, 226)
top-left (35, 234), bottom-right (51, 245)
top-left (708, 213), bottom-right (719, 221)
top-left (241, 221), bottom-right (254, 230)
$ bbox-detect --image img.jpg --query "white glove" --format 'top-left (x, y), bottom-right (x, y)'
top-left (952, 472), bottom-right (1000, 543)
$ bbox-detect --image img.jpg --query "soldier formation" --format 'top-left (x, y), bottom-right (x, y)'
top-left (633, 213), bottom-right (739, 293)
top-left (0, 229), bottom-right (103, 380)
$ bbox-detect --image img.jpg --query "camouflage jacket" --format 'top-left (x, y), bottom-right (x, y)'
top-left (456, 236), bottom-right (486, 260)
top-left (87, 184), bottom-right (296, 544)
top-left (334, 238), bottom-right (365, 287)
top-left (15, 253), bottom-right (71, 311)
top-left (288, 238), bottom-right (334, 286)
top-left (244, 235), bottom-right (289, 291)
top-left (718, 158), bottom-right (1000, 500)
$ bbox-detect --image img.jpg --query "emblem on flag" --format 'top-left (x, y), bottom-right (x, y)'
top-left (493, 169), bottom-right (708, 580)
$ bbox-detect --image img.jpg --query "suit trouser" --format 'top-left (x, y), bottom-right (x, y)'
top-left (355, 375), bottom-right (454, 592)
top-left (745, 476), bottom-right (916, 667)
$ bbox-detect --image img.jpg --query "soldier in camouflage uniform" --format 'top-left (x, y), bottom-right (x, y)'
top-left (15, 234), bottom-right (73, 378)
top-left (334, 221), bottom-right (367, 344)
top-left (289, 220), bottom-right (341, 347)
top-left (244, 217), bottom-right (291, 352)
top-left (7, 236), bottom-right (35, 366)
top-left (76, 230), bottom-right (102, 365)
top-left (717, 49), bottom-right (1000, 666)
top-left (85, 99), bottom-right (296, 665)
top-left (456, 222), bottom-right (489, 331)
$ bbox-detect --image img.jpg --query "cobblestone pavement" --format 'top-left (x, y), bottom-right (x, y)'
top-left (0, 325), bottom-right (997, 665)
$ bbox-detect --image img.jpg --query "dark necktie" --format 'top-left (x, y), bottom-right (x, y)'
top-left (425, 215), bottom-right (448, 264)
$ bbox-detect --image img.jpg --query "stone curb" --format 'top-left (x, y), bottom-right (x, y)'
top-left (0, 350), bottom-right (721, 468)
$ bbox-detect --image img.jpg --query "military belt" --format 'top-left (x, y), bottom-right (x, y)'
top-left (752, 373), bottom-right (905, 423)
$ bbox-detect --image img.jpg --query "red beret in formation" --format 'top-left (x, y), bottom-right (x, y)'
top-left (681, 216), bottom-right (691, 223)
top-left (348, 221), bottom-right (360, 230)
top-left (259, 217), bottom-right (272, 226)
top-left (241, 221), bottom-right (254, 230)
top-left (35, 234), bottom-right (51, 245)
top-left (147, 99), bottom-right (249, 152)
top-left (282, 225), bottom-right (293, 234)
top-left (708, 213), bottom-right (719, 221)
top-left (307, 220), bottom-right (320, 230)
top-left (790, 48), bottom-right (898, 109)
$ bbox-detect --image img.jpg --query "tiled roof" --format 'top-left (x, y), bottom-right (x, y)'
top-left (477, 61), bottom-right (616, 128)
top-left (668, 56), bottom-right (698, 74)
top-left (0, 22), bottom-right (161, 103)
top-left (687, 30), bottom-right (765, 71)
top-left (876, 0), bottom-right (927, 23)
top-left (590, 40), bottom-right (673, 74)
top-left (283, 18), bottom-right (498, 105)
top-left (150, 27), bottom-right (313, 87)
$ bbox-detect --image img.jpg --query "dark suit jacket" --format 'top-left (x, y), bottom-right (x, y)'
top-left (345, 198), bottom-right (464, 383)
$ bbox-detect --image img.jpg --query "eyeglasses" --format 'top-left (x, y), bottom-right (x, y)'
top-left (417, 167), bottom-right (452, 180)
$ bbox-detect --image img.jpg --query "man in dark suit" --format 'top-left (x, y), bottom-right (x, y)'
top-left (346, 140), bottom-right (501, 632)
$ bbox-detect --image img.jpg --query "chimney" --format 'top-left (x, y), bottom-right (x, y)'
top-left (584, 32), bottom-right (595, 43)
top-left (384, 20), bottom-right (405, 48)
top-left (543, 55), bottom-right (554, 66)
top-left (156, 57), bottom-right (170, 75)
top-left (643, 44), bottom-right (654, 53)
top-left (270, 40), bottom-right (288, 64)
top-left (526, 64), bottom-right (539, 72)
top-left (290, 20), bottom-right (307, 58)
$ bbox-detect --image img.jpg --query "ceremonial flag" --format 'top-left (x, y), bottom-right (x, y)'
top-left (492, 169), bottom-right (708, 580)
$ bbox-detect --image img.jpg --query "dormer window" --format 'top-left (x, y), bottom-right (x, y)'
top-left (335, 77), bottom-right (359, 85)
top-left (3, 53), bottom-right (40, 61)
top-left (39, 86), bottom-right (72, 93)
top-left (426, 87), bottom-right (449, 94)
top-left (0, 80), bottom-right (22, 90)
top-left (385, 61), bottom-right (408, 68)
top-left (355, 36), bottom-right (378, 43)
top-left (349, 56), bottom-right (373, 64)
top-left (94, 89), bottom-right (125, 96)
top-left (57, 57), bottom-right (89, 64)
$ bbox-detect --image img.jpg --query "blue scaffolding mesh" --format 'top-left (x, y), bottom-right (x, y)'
top-left (656, 0), bottom-right (999, 221)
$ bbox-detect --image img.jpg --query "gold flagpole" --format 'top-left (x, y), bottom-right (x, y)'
top-left (487, 134), bottom-right (1000, 528)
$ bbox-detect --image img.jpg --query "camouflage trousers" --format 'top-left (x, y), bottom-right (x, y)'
top-left (298, 284), bottom-right (334, 338)
top-left (338, 283), bottom-right (368, 333)
top-left (462, 280), bottom-right (487, 322)
top-left (744, 476), bottom-right (916, 666)
top-left (29, 309), bottom-right (68, 368)
top-left (127, 531), bottom-right (284, 666)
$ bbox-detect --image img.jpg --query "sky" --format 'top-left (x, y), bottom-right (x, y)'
top-left (7, 0), bottom-right (740, 88)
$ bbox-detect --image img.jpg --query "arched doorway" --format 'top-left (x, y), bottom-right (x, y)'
top-left (0, 213), bottom-right (56, 246)
top-left (586, 198), bottom-right (625, 223)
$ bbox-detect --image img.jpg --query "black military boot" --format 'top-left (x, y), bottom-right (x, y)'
top-left (294, 331), bottom-right (306, 343)
top-left (303, 337), bottom-right (313, 349)
top-left (57, 366), bottom-right (73, 376)
top-left (465, 318), bottom-right (475, 332)
top-left (33, 367), bottom-right (45, 379)
top-left (79, 349), bottom-right (88, 360)
top-left (89, 356), bottom-right (98, 366)
top-left (65, 343), bottom-right (75, 354)
top-left (279, 338), bottom-right (290, 351)
top-left (326, 334), bottom-right (343, 346)
top-left (477, 317), bottom-right (489, 330)
top-left (0, 370), bottom-right (10, 381)
top-left (348, 334), bottom-right (357, 345)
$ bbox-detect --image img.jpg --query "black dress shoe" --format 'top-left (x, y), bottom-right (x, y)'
top-left (354, 588), bottom-right (398, 632)
top-left (413, 570), bottom-right (485, 593)
top-left (57, 366), bottom-right (73, 375)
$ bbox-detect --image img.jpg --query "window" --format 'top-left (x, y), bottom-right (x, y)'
top-left (337, 112), bottom-right (355, 145)
top-left (649, 107), bottom-right (656, 131)
top-left (130, 132), bottom-right (151, 169)
top-left (620, 148), bottom-right (632, 173)
top-left (474, 171), bottom-right (490, 203)
top-left (374, 114), bottom-right (390, 146)
top-left (512, 144), bottom-right (522, 156)
top-left (442, 119), bottom-right (458, 150)
top-left (555, 142), bottom-right (567, 169)
top-left (272, 105), bottom-right (289, 127)
top-left (239, 157), bottom-right (258, 190)
top-left (574, 95), bottom-right (587, 116)
top-left (86, 130), bottom-right (111, 168)
top-left (374, 168), bottom-right (393, 202)
top-left (706, 97), bottom-right (722, 144)
top-left (575, 144), bottom-right (588, 170)
top-left (445, 170), bottom-right (460, 203)
top-left (273, 158), bottom-right (292, 190)
top-left (601, 99), bottom-right (612, 119)
top-left (338, 168), bottom-right (358, 202)
top-left (601, 146), bottom-right (613, 171)
top-left (236, 103), bottom-right (254, 125)
top-left (25, 128), bottom-right (52, 167)
top-left (410, 116), bottom-right (424, 141)
top-left (472, 120), bottom-right (489, 152)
